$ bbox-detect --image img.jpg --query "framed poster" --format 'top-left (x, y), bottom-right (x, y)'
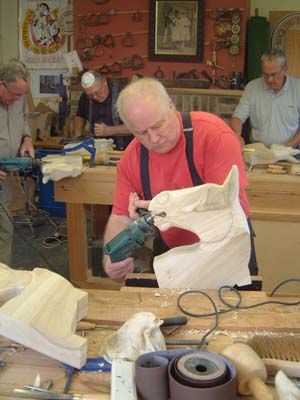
top-left (19, 0), bottom-right (70, 69)
top-left (31, 69), bottom-right (66, 97)
top-left (148, 0), bottom-right (204, 61)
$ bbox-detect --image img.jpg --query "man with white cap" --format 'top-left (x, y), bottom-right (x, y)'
top-left (74, 70), bottom-right (132, 150)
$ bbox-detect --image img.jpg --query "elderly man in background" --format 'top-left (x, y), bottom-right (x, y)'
top-left (230, 48), bottom-right (300, 147)
top-left (74, 70), bottom-right (132, 150)
top-left (0, 59), bottom-right (34, 265)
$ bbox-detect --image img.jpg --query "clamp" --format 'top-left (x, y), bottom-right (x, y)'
top-left (61, 138), bottom-right (96, 167)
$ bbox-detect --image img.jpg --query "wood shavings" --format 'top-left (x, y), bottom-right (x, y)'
top-left (160, 302), bottom-right (173, 308)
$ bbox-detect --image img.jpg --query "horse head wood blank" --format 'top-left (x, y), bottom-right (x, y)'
top-left (149, 166), bottom-right (251, 289)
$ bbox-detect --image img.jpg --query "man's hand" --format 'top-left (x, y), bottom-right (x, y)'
top-left (128, 192), bottom-right (150, 219)
top-left (20, 136), bottom-right (35, 157)
top-left (94, 122), bottom-right (110, 136)
top-left (103, 254), bottom-right (134, 282)
top-left (0, 170), bottom-right (7, 182)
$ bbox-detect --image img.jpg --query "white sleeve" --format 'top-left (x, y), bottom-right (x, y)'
top-left (232, 86), bottom-right (251, 123)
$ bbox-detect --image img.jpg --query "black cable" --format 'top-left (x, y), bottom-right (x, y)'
top-left (176, 279), bottom-right (300, 347)
top-left (183, 290), bottom-right (219, 348)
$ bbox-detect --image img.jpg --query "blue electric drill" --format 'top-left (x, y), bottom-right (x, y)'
top-left (0, 156), bottom-right (41, 191)
top-left (0, 156), bottom-right (41, 173)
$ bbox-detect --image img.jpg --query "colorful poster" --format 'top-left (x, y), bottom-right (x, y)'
top-left (19, 0), bottom-right (71, 69)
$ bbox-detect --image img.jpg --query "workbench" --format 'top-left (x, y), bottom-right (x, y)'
top-left (54, 166), bottom-right (300, 292)
top-left (0, 287), bottom-right (299, 399)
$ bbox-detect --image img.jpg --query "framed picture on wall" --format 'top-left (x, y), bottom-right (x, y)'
top-left (149, 0), bottom-right (204, 61)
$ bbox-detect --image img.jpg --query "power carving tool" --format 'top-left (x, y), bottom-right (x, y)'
top-left (0, 156), bottom-right (41, 173)
top-left (104, 210), bottom-right (166, 263)
top-left (0, 156), bottom-right (41, 191)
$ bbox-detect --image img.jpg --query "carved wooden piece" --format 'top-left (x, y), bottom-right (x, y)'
top-left (0, 264), bottom-right (88, 368)
top-left (41, 154), bottom-right (82, 184)
top-left (150, 166), bottom-right (251, 289)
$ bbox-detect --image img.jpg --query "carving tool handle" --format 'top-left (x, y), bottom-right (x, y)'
top-left (263, 358), bottom-right (300, 378)
top-left (161, 316), bottom-right (188, 327)
top-left (248, 376), bottom-right (274, 400)
top-left (80, 394), bottom-right (110, 400)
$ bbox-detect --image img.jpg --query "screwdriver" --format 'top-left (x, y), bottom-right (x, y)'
top-left (12, 388), bottom-right (110, 399)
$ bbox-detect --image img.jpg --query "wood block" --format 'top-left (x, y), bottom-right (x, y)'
top-left (150, 166), bottom-right (251, 289)
top-left (0, 264), bottom-right (88, 368)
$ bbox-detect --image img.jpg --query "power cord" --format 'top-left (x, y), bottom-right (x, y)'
top-left (0, 200), bottom-right (63, 275)
top-left (174, 278), bottom-right (300, 348)
top-left (15, 172), bottom-right (68, 250)
top-left (42, 220), bottom-right (68, 249)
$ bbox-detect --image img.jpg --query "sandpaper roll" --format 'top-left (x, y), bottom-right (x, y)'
top-left (136, 349), bottom-right (236, 400)
top-left (135, 354), bottom-right (169, 400)
top-left (169, 351), bottom-right (237, 400)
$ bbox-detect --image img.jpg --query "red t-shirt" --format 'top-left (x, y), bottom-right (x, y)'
top-left (112, 111), bottom-right (249, 248)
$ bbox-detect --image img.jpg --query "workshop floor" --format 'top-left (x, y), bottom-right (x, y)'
top-left (11, 214), bottom-right (70, 279)
top-left (10, 210), bottom-right (153, 281)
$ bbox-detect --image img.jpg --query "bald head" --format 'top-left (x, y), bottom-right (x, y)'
top-left (116, 77), bottom-right (172, 126)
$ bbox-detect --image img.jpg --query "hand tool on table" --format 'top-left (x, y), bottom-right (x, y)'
top-left (222, 342), bottom-right (274, 400)
top-left (77, 315), bottom-right (188, 331)
top-left (63, 364), bottom-right (75, 394)
top-left (11, 388), bottom-right (109, 399)
top-left (24, 379), bottom-right (53, 392)
top-left (61, 357), bottom-right (112, 394)
top-left (104, 210), bottom-right (166, 262)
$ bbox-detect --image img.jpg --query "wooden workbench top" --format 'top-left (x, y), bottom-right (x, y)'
top-left (55, 164), bottom-right (300, 221)
top-left (246, 168), bottom-right (300, 221)
top-left (85, 288), bottom-right (300, 333)
top-left (1, 288), bottom-right (299, 399)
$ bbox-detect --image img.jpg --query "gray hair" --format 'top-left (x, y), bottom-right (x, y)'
top-left (116, 77), bottom-right (171, 124)
top-left (0, 59), bottom-right (29, 87)
top-left (261, 48), bottom-right (287, 68)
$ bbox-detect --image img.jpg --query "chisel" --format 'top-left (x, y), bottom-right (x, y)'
top-left (77, 316), bottom-right (187, 331)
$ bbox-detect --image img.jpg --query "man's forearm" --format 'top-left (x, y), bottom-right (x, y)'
top-left (106, 124), bottom-right (131, 136)
top-left (73, 115), bottom-right (86, 136)
top-left (229, 117), bottom-right (243, 136)
top-left (103, 213), bottom-right (134, 281)
top-left (103, 213), bottom-right (132, 245)
top-left (94, 123), bottom-right (132, 137)
top-left (283, 130), bottom-right (300, 147)
top-left (229, 117), bottom-right (244, 145)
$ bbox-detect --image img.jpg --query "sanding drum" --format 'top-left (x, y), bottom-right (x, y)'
top-left (135, 349), bottom-right (237, 400)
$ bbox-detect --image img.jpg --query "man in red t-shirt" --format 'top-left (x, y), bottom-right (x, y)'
top-left (103, 77), bottom-right (257, 281)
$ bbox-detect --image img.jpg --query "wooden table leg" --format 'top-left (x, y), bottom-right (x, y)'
top-left (91, 204), bottom-right (110, 239)
top-left (66, 203), bottom-right (88, 284)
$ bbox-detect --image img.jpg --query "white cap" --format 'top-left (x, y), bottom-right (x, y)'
top-left (81, 72), bottom-right (95, 89)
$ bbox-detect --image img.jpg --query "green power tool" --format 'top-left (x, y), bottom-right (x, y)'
top-left (104, 210), bottom-right (166, 263)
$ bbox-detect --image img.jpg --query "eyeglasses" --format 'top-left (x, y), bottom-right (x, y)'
top-left (2, 81), bottom-right (26, 97)
top-left (262, 69), bottom-right (284, 80)
top-left (86, 79), bottom-right (107, 99)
